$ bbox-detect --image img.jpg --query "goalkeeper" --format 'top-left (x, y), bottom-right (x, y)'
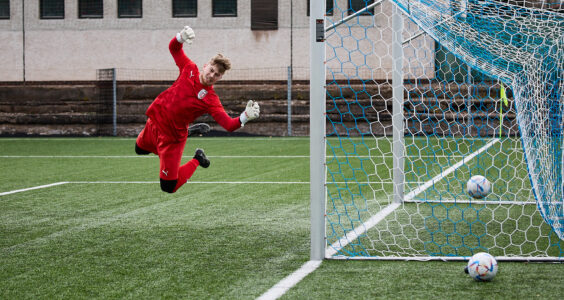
top-left (135, 26), bottom-right (260, 193)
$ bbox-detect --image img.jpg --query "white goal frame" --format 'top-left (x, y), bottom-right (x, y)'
top-left (309, 0), bottom-right (564, 262)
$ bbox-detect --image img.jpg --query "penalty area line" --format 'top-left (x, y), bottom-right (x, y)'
top-left (0, 182), bottom-right (69, 196)
top-left (0, 181), bottom-right (308, 196)
top-left (66, 181), bottom-right (308, 184)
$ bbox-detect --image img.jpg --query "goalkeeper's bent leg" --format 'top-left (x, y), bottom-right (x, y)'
top-left (135, 143), bottom-right (151, 155)
top-left (160, 178), bottom-right (177, 193)
top-left (166, 149), bottom-right (210, 193)
top-left (172, 159), bottom-right (199, 192)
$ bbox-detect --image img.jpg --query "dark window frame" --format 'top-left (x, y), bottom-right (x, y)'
top-left (212, 0), bottom-right (237, 17)
top-left (40, 0), bottom-right (65, 19)
top-left (79, 0), bottom-right (104, 19)
top-left (118, 0), bottom-right (143, 18)
top-left (251, 0), bottom-right (278, 30)
top-left (0, 0), bottom-right (9, 19)
top-left (348, 0), bottom-right (375, 16)
top-left (173, 0), bottom-right (197, 18)
top-left (307, 0), bottom-right (334, 16)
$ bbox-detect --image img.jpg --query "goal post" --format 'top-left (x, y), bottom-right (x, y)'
top-left (392, 3), bottom-right (405, 206)
top-left (309, 0), bottom-right (327, 261)
top-left (311, 0), bottom-right (564, 261)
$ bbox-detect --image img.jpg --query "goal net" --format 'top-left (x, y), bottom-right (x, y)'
top-left (311, 0), bottom-right (563, 260)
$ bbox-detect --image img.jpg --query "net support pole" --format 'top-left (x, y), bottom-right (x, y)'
top-left (287, 66), bottom-right (292, 136)
top-left (310, 0), bottom-right (326, 261)
top-left (112, 68), bottom-right (117, 137)
top-left (392, 4), bottom-right (405, 204)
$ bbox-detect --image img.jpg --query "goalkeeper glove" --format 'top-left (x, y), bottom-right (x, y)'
top-left (176, 26), bottom-right (195, 44)
top-left (240, 100), bottom-right (260, 126)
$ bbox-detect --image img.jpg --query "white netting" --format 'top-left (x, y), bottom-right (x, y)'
top-left (323, 0), bottom-right (563, 259)
top-left (395, 0), bottom-right (564, 241)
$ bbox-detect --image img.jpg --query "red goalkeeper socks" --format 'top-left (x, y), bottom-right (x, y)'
top-left (173, 159), bottom-right (199, 192)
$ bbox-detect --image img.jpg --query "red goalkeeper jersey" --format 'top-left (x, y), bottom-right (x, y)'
top-left (146, 37), bottom-right (241, 142)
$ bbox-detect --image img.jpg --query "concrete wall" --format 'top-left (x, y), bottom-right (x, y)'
top-left (0, 0), bottom-right (306, 81)
top-left (0, 0), bottom-right (435, 82)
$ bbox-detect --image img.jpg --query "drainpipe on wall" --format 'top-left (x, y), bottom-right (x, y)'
top-left (22, 0), bottom-right (26, 83)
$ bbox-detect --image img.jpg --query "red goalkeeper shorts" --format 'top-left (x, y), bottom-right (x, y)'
top-left (136, 118), bottom-right (186, 181)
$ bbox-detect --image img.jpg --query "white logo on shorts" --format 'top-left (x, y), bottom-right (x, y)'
top-left (197, 89), bottom-right (207, 100)
top-left (162, 169), bottom-right (169, 176)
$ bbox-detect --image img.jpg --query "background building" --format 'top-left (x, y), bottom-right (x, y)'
top-left (0, 0), bottom-right (316, 81)
top-left (0, 0), bottom-right (435, 136)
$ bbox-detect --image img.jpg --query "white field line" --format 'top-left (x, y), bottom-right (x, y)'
top-left (67, 181), bottom-right (309, 184)
top-left (327, 138), bottom-right (500, 256)
top-left (0, 181), bottom-right (309, 196)
top-left (404, 138), bottom-right (500, 201)
top-left (0, 137), bottom-right (309, 141)
top-left (404, 199), bottom-right (537, 205)
top-left (256, 260), bottom-right (323, 300)
top-left (2, 137), bottom-right (440, 142)
top-left (0, 182), bottom-right (69, 196)
top-left (258, 139), bottom-right (501, 300)
top-left (256, 203), bottom-right (396, 300)
top-left (327, 139), bottom-right (499, 256)
top-left (325, 202), bottom-right (402, 257)
top-left (1, 180), bottom-right (308, 252)
top-left (10, 181), bottom-right (514, 187)
top-left (0, 155), bottom-right (466, 159)
top-left (0, 155), bottom-right (309, 158)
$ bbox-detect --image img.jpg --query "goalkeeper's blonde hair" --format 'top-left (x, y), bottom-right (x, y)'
top-left (210, 54), bottom-right (231, 74)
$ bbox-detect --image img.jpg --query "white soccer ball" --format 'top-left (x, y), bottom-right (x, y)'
top-left (466, 175), bottom-right (492, 199)
top-left (466, 252), bottom-right (498, 281)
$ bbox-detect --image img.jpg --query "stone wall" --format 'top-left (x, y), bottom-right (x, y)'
top-left (0, 81), bottom-right (311, 137)
top-left (0, 81), bottom-right (517, 137)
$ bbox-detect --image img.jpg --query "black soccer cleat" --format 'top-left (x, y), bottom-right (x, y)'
top-left (194, 148), bottom-right (210, 168)
top-left (188, 123), bottom-right (211, 137)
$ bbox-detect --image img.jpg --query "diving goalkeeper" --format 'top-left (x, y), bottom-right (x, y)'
top-left (135, 26), bottom-right (260, 193)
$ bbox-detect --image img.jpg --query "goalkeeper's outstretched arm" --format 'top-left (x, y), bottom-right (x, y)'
top-left (209, 100), bottom-right (261, 132)
top-left (169, 26), bottom-right (196, 70)
top-left (239, 100), bottom-right (260, 127)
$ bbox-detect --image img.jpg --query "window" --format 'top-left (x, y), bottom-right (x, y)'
top-left (212, 0), bottom-right (237, 17)
top-left (118, 0), bottom-right (142, 18)
top-left (0, 0), bottom-right (9, 19)
top-left (173, 0), bottom-right (197, 17)
top-left (349, 0), bottom-right (374, 15)
top-left (79, 0), bottom-right (103, 18)
top-left (40, 0), bottom-right (64, 19)
top-left (251, 0), bottom-right (277, 30)
top-left (307, 0), bottom-right (334, 16)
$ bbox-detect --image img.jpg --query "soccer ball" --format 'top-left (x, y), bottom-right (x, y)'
top-left (466, 252), bottom-right (498, 281)
top-left (466, 175), bottom-right (491, 199)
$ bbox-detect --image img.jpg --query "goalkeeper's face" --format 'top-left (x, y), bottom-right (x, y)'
top-left (200, 63), bottom-right (224, 86)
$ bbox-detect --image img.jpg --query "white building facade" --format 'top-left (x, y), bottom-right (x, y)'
top-left (0, 1), bottom-right (440, 82)
top-left (0, 0), bottom-right (316, 81)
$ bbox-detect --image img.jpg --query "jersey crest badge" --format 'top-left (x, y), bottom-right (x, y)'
top-left (197, 89), bottom-right (208, 100)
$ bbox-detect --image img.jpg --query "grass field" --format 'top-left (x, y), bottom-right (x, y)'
top-left (325, 136), bottom-right (562, 258)
top-left (1, 137), bottom-right (563, 299)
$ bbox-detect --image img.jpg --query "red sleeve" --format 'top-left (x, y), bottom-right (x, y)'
top-left (169, 37), bottom-right (191, 70)
top-left (208, 97), bottom-right (242, 132)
